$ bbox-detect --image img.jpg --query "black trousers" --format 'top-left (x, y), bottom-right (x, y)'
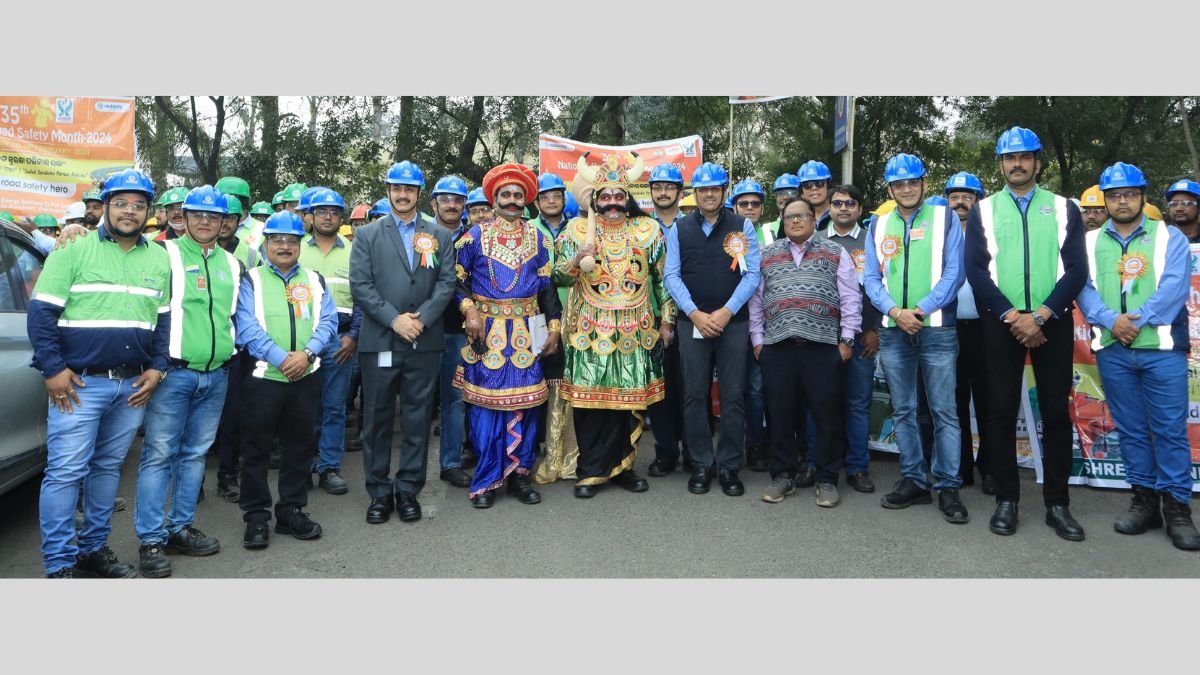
top-left (981, 310), bottom-right (1075, 506)
top-left (648, 335), bottom-right (685, 463)
top-left (215, 351), bottom-right (250, 479)
top-left (678, 319), bottom-right (749, 471)
top-left (760, 339), bottom-right (845, 484)
top-left (573, 407), bottom-right (637, 482)
top-left (955, 318), bottom-right (991, 480)
top-left (239, 373), bottom-right (321, 522)
top-left (361, 349), bottom-right (439, 498)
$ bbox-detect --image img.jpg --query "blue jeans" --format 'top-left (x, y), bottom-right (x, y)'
top-left (879, 326), bottom-right (961, 490)
top-left (744, 349), bottom-right (765, 449)
top-left (135, 367), bottom-right (228, 545)
top-left (1096, 346), bottom-right (1193, 503)
top-left (843, 340), bottom-right (876, 474)
top-left (313, 335), bottom-right (354, 473)
top-left (438, 333), bottom-right (467, 470)
top-left (40, 375), bottom-right (146, 574)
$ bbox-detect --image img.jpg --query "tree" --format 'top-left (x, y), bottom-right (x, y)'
top-left (154, 96), bottom-right (228, 185)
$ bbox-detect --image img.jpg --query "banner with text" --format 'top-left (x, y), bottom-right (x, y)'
top-left (0, 96), bottom-right (135, 220)
top-left (728, 96), bottom-right (791, 105)
top-left (537, 133), bottom-right (704, 210)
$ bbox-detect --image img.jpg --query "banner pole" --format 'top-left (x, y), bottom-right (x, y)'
top-left (728, 103), bottom-right (734, 174)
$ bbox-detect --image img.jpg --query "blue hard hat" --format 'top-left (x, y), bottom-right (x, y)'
top-left (310, 188), bottom-right (346, 211)
top-left (261, 211), bottom-right (306, 237)
top-left (1165, 178), bottom-right (1200, 200)
top-left (432, 175), bottom-right (469, 198)
top-left (691, 162), bottom-right (729, 188)
top-left (181, 185), bottom-right (228, 214)
top-left (563, 191), bottom-right (580, 219)
top-left (465, 187), bottom-right (489, 208)
top-left (648, 163), bottom-right (684, 186)
top-left (386, 160), bottom-right (425, 187)
top-left (772, 173), bottom-right (801, 192)
top-left (944, 171), bottom-right (985, 198)
top-left (537, 173), bottom-right (567, 194)
top-left (1099, 162), bottom-right (1148, 191)
top-left (724, 196), bottom-right (733, 209)
top-left (797, 160), bottom-right (832, 183)
top-left (731, 179), bottom-right (766, 201)
top-left (924, 195), bottom-right (949, 207)
top-left (100, 169), bottom-right (156, 203)
top-left (370, 197), bottom-right (390, 217)
top-left (995, 126), bottom-right (1042, 156)
top-left (298, 186), bottom-right (329, 213)
top-left (884, 153), bottom-right (927, 184)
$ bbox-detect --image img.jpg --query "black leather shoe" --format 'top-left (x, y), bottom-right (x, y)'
top-left (612, 470), bottom-right (649, 493)
top-left (648, 457), bottom-right (675, 477)
top-left (981, 475), bottom-right (997, 496)
top-left (396, 492), bottom-right (422, 522)
top-left (366, 496), bottom-right (394, 524)
top-left (1162, 493), bottom-right (1200, 551)
top-left (165, 525), bottom-right (220, 556)
top-left (795, 465), bottom-right (816, 488)
top-left (440, 467), bottom-right (472, 488)
top-left (880, 478), bottom-right (932, 509)
top-left (938, 489), bottom-right (969, 524)
top-left (846, 472), bottom-right (876, 493)
top-left (136, 543), bottom-right (171, 578)
top-left (471, 491), bottom-right (495, 509)
top-left (687, 467), bottom-right (711, 494)
top-left (506, 473), bottom-right (542, 504)
top-left (1045, 505), bottom-right (1085, 542)
top-left (217, 473), bottom-right (240, 503)
top-left (718, 470), bottom-right (744, 497)
top-left (47, 567), bottom-right (75, 578)
top-left (1114, 486), bottom-right (1162, 534)
top-left (243, 521), bottom-right (270, 550)
top-left (989, 501), bottom-right (1019, 536)
top-left (746, 446), bottom-right (768, 473)
top-left (76, 545), bottom-right (137, 579)
top-left (345, 438), bottom-right (363, 452)
top-left (275, 507), bottom-right (322, 540)
top-left (574, 484), bottom-right (598, 499)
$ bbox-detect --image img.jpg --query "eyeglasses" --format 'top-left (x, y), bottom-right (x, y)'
top-left (783, 213), bottom-right (815, 223)
top-left (266, 234), bottom-right (300, 245)
top-left (1168, 199), bottom-right (1198, 208)
top-left (110, 199), bottom-right (149, 212)
top-left (1105, 190), bottom-right (1142, 203)
top-left (186, 211), bottom-right (222, 222)
top-left (650, 183), bottom-right (680, 192)
top-left (313, 206), bottom-right (343, 217)
top-left (801, 181), bottom-right (827, 190)
top-left (773, 189), bottom-right (799, 198)
top-left (435, 195), bottom-right (466, 205)
top-left (468, 206), bottom-right (493, 216)
top-left (890, 179), bottom-right (922, 191)
top-left (537, 192), bottom-right (563, 201)
top-left (735, 200), bottom-right (762, 209)
top-left (830, 199), bottom-right (859, 208)
top-left (163, 204), bottom-right (183, 213)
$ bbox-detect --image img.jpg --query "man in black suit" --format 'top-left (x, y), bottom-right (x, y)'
top-left (350, 161), bottom-right (457, 524)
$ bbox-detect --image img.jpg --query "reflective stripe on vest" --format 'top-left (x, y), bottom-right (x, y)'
top-left (1085, 220), bottom-right (1173, 351)
top-left (165, 240), bottom-right (241, 362)
top-left (980, 193), bottom-right (1070, 310)
top-left (324, 275), bottom-right (352, 315)
top-left (248, 266), bottom-right (325, 379)
top-left (872, 205), bottom-right (946, 327)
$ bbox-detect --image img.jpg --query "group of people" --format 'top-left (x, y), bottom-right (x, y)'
top-left (25, 124), bottom-right (1200, 579)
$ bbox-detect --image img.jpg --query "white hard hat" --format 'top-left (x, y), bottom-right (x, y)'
top-left (65, 201), bottom-right (86, 220)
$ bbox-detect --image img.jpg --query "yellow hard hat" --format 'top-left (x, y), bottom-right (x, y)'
top-left (679, 193), bottom-right (697, 208)
top-left (145, 217), bottom-right (158, 226)
top-left (339, 224), bottom-right (354, 237)
top-left (1080, 185), bottom-right (1104, 207)
top-left (1143, 203), bottom-right (1163, 220)
top-left (872, 199), bottom-right (897, 216)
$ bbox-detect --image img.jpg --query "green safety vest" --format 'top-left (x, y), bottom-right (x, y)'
top-left (757, 219), bottom-right (779, 247)
top-left (164, 237), bottom-right (241, 371)
top-left (979, 189), bottom-right (1069, 312)
top-left (871, 204), bottom-right (947, 327)
top-left (299, 234), bottom-right (353, 318)
top-left (247, 265), bottom-right (325, 382)
top-left (1085, 218), bottom-right (1176, 350)
top-left (232, 237), bottom-right (259, 269)
top-left (530, 215), bottom-right (571, 309)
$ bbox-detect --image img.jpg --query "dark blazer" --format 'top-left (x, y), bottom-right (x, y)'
top-left (350, 212), bottom-right (456, 353)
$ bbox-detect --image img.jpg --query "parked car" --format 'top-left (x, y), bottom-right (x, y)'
top-left (0, 216), bottom-right (48, 496)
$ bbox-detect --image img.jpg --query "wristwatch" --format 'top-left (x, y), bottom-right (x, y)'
top-left (839, 337), bottom-right (855, 348)
top-left (303, 348), bottom-right (317, 364)
top-left (1033, 313), bottom-right (1046, 327)
top-left (155, 369), bottom-right (168, 383)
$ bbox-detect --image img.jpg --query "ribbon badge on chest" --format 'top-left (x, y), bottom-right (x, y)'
top-left (286, 282), bottom-right (313, 320)
top-left (723, 231), bottom-right (749, 273)
top-left (1118, 252), bottom-right (1147, 294)
top-left (879, 234), bottom-right (903, 274)
top-left (413, 232), bottom-right (439, 269)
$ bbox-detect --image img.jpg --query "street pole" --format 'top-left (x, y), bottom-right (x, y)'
top-left (841, 96), bottom-right (855, 184)
top-left (728, 103), bottom-right (735, 174)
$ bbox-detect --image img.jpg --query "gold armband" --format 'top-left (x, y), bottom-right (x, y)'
top-left (548, 319), bottom-right (562, 333)
top-left (459, 298), bottom-right (476, 314)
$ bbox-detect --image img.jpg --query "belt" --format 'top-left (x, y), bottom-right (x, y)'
top-left (80, 365), bottom-right (144, 379)
top-left (167, 358), bottom-right (228, 373)
top-left (472, 295), bottom-right (538, 318)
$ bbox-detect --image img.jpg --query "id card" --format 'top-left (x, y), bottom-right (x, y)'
top-left (693, 325), bottom-right (704, 340)
top-left (378, 351), bottom-right (392, 368)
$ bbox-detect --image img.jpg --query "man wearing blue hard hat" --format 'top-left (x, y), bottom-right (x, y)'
top-left (1076, 162), bottom-right (1199, 551)
top-left (731, 178), bottom-right (770, 473)
top-left (427, 175), bottom-right (474, 489)
top-left (797, 160), bottom-right (834, 230)
top-left (762, 173), bottom-right (800, 243)
top-left (351, 160), bottom-right (457, 525)
top-left (964, 126), bottom-right (1088, 541)
top-left (943, 171), bottom-right (995, 494)
top-left (1164, 178), bottom-right (1200, 243)
top-left (664, 161), bottom-right (761, 497)
top-left (863, 153), bottom-right (968, 526)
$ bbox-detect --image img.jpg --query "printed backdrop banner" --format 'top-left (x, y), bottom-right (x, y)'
top-left (0, 96), bottom-right (135, 220)
top-left (537, 133), bottom-right (703, 210)
top-left (728, 96), bottom-right (790, 105)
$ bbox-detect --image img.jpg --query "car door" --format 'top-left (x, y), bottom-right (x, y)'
top-left (0, 223), bottom-right (49, 496)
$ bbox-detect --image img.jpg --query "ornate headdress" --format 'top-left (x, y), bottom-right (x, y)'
top-left (482, 163), bottom-right (538, 204)
top-left (574, 150), bottom-right (645, 194)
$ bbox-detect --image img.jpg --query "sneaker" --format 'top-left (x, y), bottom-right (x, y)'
top-left (318, 469), bottom-right (350, 495)
top-left (815, 482), bottom-right (840, 508)
top-left (165, 526), bottom-right (221, 556)
top-left (846, 472), bottom-right (875, 493)
top-left (761, 476), bottom-right (795, 504)
top-left (47, 567), bottom-right (75, 579)
top-left (275, 507), bottom-right (322, 540)
top-left (938, 489), bottom-right (970, 524)
top-left (76, 546), bottom-right (137, 578)
top-left (137, 543), bottom-right (172, 578)
top-left (243, 521), bottom-right (270, 550)
top-left (880, 478), bottom-right (933, 509)
top-left (217, 474), bottom-right (240, 503)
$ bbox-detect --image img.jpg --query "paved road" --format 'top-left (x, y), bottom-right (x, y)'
top-left (1, 419), bottom-right (1197, 578)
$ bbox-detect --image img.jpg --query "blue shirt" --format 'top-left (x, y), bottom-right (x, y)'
top-left (653, 210), bottom-right (682, 238)
top-left (234, 260), bottom-right (338, 369)
top-left (1076, 217), bottom-right (1190, 331)
top-left (31, 230), bottom-right (55, 256)
top-left (863, 205), bottom-right (965, 319)
top-left (395, 213), bottom-right (418, 269)
top-left (663, 213), bottom-right (761, 317)
top-left (1004, 185), bottom-right (1037, 215)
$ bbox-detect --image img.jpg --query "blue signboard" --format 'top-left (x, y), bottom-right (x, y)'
top-left (834, 96), bottom-right (851, 154)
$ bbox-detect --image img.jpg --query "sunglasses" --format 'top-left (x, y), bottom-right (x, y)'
top-left (735, 200), bottom-right (762, 209)
top-left (830, 199), bottom-right (858, 208)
